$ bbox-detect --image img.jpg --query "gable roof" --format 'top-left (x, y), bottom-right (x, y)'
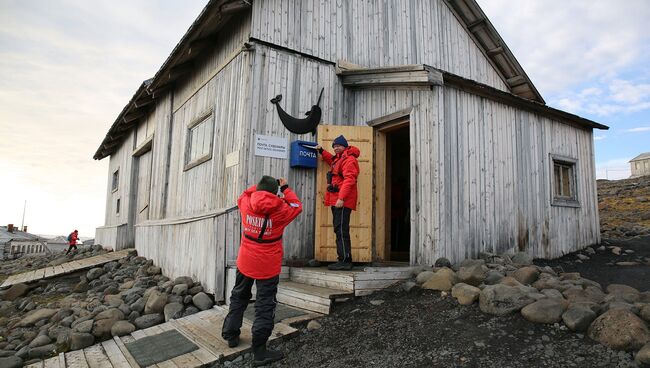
top-left (0, 226), bottom-right (45, 245)
top-left (630, 152), bottom-right (650, 162)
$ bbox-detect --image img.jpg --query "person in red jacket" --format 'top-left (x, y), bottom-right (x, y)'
top-left (66, 230), bottom-right (79, 255)
top-left (316, 135), bottom-right (360, 270)
top-left (222, 175), bottom-right (302, 366)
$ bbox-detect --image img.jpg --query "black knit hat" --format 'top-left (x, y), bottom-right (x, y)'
top-left (257, 175), bottom-right (279, 194)
top-left (332, 135), bottom-right (348, 148)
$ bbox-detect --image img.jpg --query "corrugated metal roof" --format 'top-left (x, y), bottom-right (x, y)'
top-left (630, 152), bottom-right (650, 162)
top-left (0, 226), bottom-right (45, 244)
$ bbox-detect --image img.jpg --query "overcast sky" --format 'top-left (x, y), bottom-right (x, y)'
top-left (1, 1), bottom-right (648, 237)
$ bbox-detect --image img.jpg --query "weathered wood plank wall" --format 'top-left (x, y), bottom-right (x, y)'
top-left (250, 0), bottom-right (508, 91)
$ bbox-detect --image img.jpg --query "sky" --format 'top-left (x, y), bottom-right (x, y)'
top-left (0, 0), bottom-right (648, 237)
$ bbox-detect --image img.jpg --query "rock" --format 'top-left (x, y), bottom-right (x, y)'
top-left (95, 308), bottom-right (125, 321)
top-left (499, 276), bottom-right (523, 287)
top-left (86, 268), bottom-right (105, 281)
top-left (69, 333), bottom-right (94, 350)
top-left (183, 306), bottom-right (199, 317)
top-left (636, 342), bottom-right (650, 365)
top-left (576, 254), bottom-right (590, 261)
top-left (512, 266), bottom-right (540, 285)
top-left (164, 303), bottom-right (184, 321)
top-left (422, 268), bottom-right (457, 291)
top-left (511, 252), bottom-right (533, 266)
top-left (0, 356), bottom-right (22, 368)
top-left (28, 344), bottom-right (57, 359)
top-left (641, 305), bottom-right (650, 322)
top-left (118, 303), bottom-right (131, 316)
top-left (607, 302), bottom-right (637, 313)
top-left (401, 281), bottom-right (417, 292)
top-left (134, 314), bottom-right (164, 329)
top-left (128, 311), bottom-right (140, 323)
top-left (369, 300), bottom-right (384, 306)
top-left (616, 261), bottom-right (640, 266)
top-left (484, 270), bottom-right (504, 285)
top-left (607, 284), bottom-right (640, 296)
top-left (92, 318), bottom-right (119, 339)
top-left (28, 335), bottom-right (51, 348)
top-left (4, 284), bottom-right (30, 301)
top-left (192, 292), bottom-right (214, 311)
top-left (73, 280), bottom-right (90, 293)
top-left (306, 259), bottom-right (320, 267)
top-left (612, 247), bottom-right (622, 255)
top-left (563, 305), bottom-right (596, 332)
top-left (146, 266), bottom-right (162, 276)
top-left (588, 309), bottom-right (650, 351)
top-left (130, 297), bottom-right (146, 313)
top-left (188, 286), bottom-right (204, 296)
top-left (74, 320), bottom-right (94, 333)
top-left (479, 284), bottom-right (534, 316)
top-left (457, 264), bottom-right (487, 286)
top-left (119, 280), bottom-right (135, 291)
top-left (174, 276), bottom-right (194, 288)
top-left (521, 298), bottom-right (567, 324)
top-left (540, 289), bottom-right (564, 300)
top-left (17, 309), bottom-right (57, 327)
top-left (434, 257), bottom-right (452, 268)
top-left (585, 247), bottom-right (596, 255)
top-left (307, 320), bottom-right (321, 331)
top-left (563, 287), bottom-right (606, 304)
top-left (111, 321), bottom-right (136, 337)
top-left (451, 283), bottom-right (481, 305)
top-left (144, 291), bottom-right (167, 315)
top-left (415, 271), bottom-right (435, 284)
top-left (183, 295), bottom-right (193, 305)
top-left (172, 284), bottom-right (188, 296)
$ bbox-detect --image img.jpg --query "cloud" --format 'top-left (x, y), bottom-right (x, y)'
top-left (594, 135), bottom-right (606, 141)
top-left (553, 79), bottom-right (650, 117)
top-left (625, 127), bottom-right (650, 133)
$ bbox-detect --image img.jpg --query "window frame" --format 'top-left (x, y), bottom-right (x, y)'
top-left (111, 168), bottom-right (119, 193)
top-left (116, 198), bottom-right (121, 215)
top-left (183, 109), bottom-right (214, 171)
top-left (550, 154), bottom-right (580, 208)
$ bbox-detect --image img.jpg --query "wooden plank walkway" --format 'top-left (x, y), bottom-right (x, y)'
top-left (1, 250), bottom-right (132, 288)
top-left (25, 307), bottom-right (298, 368)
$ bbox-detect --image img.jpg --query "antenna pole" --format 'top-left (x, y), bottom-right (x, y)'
top-left (21, 200), bottom-right (26, 229)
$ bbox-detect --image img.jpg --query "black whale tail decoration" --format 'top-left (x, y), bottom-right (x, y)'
top-left (270, 88), bottom-right (324, 135)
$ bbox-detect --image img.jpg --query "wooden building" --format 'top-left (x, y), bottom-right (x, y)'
top-left (1, 225), bottom-right (47, 259)
top-left (630, 152), bottom-right (650, 178)
top-left (94, 0), bottom-right (607, 301)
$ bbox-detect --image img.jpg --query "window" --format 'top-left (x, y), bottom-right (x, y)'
top-left (184, 110), bottom-right (214, 171)
top-left (551, 155), bottom-right (579, 207)
top-left (116, 198), bottom-right (121, 215)
top-left (112, 169), bottom-right (119, 192)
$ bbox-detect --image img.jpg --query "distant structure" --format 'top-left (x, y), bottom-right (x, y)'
top-left (45, 236), bottom-right (69, 253)
top-left (630, 152), bottom-right (650, 178)
top-left (0, 224), bottom-right (47, 259)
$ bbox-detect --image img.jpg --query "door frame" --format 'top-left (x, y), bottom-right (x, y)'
top-left (367, 108), bottom-right (412, 263)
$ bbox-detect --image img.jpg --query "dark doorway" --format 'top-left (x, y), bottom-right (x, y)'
top-left (387, 125), bottom-right (411, 262)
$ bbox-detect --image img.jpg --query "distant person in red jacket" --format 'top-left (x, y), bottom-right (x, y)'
top-left (66, 230), bottom-right (79, 255)
top-left (316, 135), bottom-right (360, 270)
top-left (222, 175), bottom-right (302, 366)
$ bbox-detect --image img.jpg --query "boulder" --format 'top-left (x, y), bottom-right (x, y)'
top-left (540, 289), bottom-right (564, 300)
top-left (172, 284), bottom-right (188, 296)
top-left (636, 342), bottom-right (650, 366)
top-left (422, 268), bottom-right (457, 291)
top-left (415, 271), bottom-right (435, 285)
top-left (192, 292), bottom-right (214, 311)
top-left (457, 265), bottom-right (487, 287)
top-left (28, 335), bottom-right (51, 348)
top-left (28, 344), bottom-right (57, 359)
top-left (174, 276), bottom-right (194, 288)
top-left (521, 298), bottom-right (568, 324)
top-left (512, 266), bottom-right (540, 285)
top-left (188, 286), bottom-right (204, 296)
top-left (130, 297), bottom-right (146, 313)
top-left (69, 333), bottom-right (94, 350)
top-left (92, 319), bottom-right (119, 339)
top-left (17, 309), bottom-right (57, 327)
top-left (0, 356), bottom-right (22, 368)
top-left (484, 270), bottom-right (504, 285)
top-left (562, 305), bottom-right (597, 332)
top-left (451, 283), bottom-right (481, 305)
top-left (607, 284), bottom-right (640, 295)
top-left (119, 280), bottom-right (135, 291)
top-left (401, 281), bottom-right (417, 292)
top-left (111, 321), bottom-right (136, 337)
top-left (479, 284), bottom-right (534, 316)
top-left (588, 309), bottom-right (650, 351)
top-left (134, 314), bottom-right (164, 329)
top-left (144, 291), bottom-right (167, 315)
top-left (74, 320), bottom-right (94, 334)
top-left (434, 257), bottom-right (452, 268)
top-left (86, 268), bottom-right (105, 281)
top-left (640, 304), bottom-right (650, 323)
top-left (164, 303), bottom-right (184, 322)
top-left (95, 308), bottom-right (125, 321)
top-left (499, 276), bottom-right (523, 287)
top-left (563, 287), bottom-right (606, 304)
top-left (511, 252), bottom-right (533, 266)
top-left (146, 266), bottom-right (162, 276)
top-left (307, 320), bottom-right (321, 331)
top-left (3, 284), bottom-right (30, 301)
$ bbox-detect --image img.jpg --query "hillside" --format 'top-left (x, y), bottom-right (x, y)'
top-left (598, 175), bottom-right (650, 239)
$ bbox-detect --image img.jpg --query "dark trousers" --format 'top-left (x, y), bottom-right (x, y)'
top-left (222, 269), bottom-right (279, 347)
top-left (331, 207), bottom-right (352, 263)
top-left (66, 244), bottom-right (77, 254)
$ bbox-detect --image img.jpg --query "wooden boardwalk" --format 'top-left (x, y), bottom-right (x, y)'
top-left (25, 307), bottom-right (297, 368)
top-left (0, 250), bottom-right (132, 288)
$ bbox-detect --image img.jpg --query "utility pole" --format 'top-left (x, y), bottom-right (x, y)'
top-left (21, 200), bottom-right (26, 230)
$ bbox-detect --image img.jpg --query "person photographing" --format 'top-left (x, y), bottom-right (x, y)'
top-left (222, 175), bottom-right (302, 366)
top-left (315, 135), bottom-right (360, 270)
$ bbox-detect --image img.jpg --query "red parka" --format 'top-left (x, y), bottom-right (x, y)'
top-left (236, 185), bottom-right (302, 279)
top-left (69, 232), bottom-right (78, 246)
top-left (320, 146), bottom-right (360, 210)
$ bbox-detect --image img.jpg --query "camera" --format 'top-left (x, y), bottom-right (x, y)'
top-left (326, 172), bottom-right (339, 193)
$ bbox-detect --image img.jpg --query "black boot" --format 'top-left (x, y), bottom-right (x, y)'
top-left (327, 261), bottom-right (343, 270)
top-left (227, 335), bottom-right (239, 348)
top-left (252, 344), bottom-right (284, 366)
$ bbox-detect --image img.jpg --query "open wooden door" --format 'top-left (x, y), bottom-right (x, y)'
top-left (314, 125), bottom-right (373, 262)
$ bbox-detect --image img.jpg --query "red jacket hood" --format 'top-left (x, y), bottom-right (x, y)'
top-left (249, 191), bottom-right (282, 214)
top-left (341, 145), bottom-right (360, 159)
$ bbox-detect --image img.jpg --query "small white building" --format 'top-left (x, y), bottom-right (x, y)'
top-left (630, 152), bottom-right (650, 178)
top-left (0, 225), bottom-right (47, 259)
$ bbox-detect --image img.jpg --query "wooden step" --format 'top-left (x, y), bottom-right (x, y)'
top-left (289, 267), bottom-right (355, 292)
top-left (276, 281), bottom-right (353, 314)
